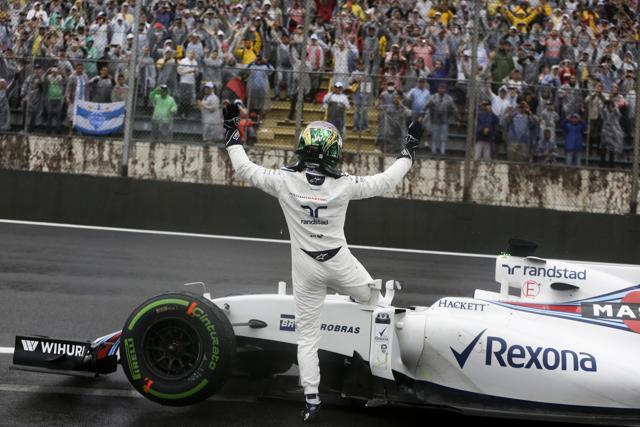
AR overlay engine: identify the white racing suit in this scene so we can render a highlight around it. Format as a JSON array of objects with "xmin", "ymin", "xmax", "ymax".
[{"xmin": 227, "ymin": 145, "xmax": 412, "ymax": 394}]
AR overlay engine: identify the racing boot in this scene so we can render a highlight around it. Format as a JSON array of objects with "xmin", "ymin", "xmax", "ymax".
[{"xmin": 301, "ymin": 394, "xmax": 321, "ymax": 423}]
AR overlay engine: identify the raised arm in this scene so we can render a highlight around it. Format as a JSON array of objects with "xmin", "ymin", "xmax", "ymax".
[
  {"xmin": 348, "ymin": 121, "xmax": 423, "ymax": 200},
  {"xmin": 347, "ymin": 159, "xmax": 411, "ymax": 200},
  {"xmin": 223, "ymin": 101, "xmax": 283, "ymax": 198}
]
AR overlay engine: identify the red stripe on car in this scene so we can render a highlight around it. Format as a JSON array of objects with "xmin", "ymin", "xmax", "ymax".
[{"xmin": 504, "ymin": 302, "xmax": 581, "ymax": 314}]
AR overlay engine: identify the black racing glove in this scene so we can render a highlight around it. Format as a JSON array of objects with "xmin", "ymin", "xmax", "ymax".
[
  {"xmin": 398, "ymin": 121, "xmax": 424, "ymax": 162},
  {"xmin": 223, "ymin": 100, "xmax": 242, "ymax": 148}
]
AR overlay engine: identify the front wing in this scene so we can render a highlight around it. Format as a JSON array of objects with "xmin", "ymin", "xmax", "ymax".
[{"xmin": 12, "ymin": 332, "xmax": 121, "ymax": 376}]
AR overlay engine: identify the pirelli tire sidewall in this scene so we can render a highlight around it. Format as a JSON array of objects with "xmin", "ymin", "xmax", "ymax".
[{"xmin": 121, "ymin": 292, "xmax": 236, "ymax": 406}]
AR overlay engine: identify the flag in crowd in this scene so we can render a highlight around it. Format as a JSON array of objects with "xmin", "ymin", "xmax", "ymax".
[{"xmin": 73, "ymin": 100, "xmax": 125, "ymax": 135}]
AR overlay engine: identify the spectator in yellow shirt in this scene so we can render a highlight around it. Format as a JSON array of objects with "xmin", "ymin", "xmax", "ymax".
[
  {"xmin": 234, "ymin": 38, "xmax": 259, "ymax": 65},
  {"xmin": 340, "ymin": 0, "xmax": 366, "ymax": 22},
  {"xmin": 578, "ymin": 6, "xmax": 599, "ymax": 34},
  {"xmin": 248, "ymin": 18, "xmax": 263, "ymax": 55},
  {"xmin": 428, "ymin": 5, "xmax": 454, "ymax": 27},
  {"xmin": 499, "ymin": 4, "xmax": 541, "ymax": 30},
  {"xmin": 486, "ymin": 0, "xmax": 504, "ymax": 17}
]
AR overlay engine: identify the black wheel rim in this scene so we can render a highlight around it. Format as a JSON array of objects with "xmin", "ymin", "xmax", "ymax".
[{"xmin": 142, "ymin": 318, "xmax": 202, "ymax": 381}]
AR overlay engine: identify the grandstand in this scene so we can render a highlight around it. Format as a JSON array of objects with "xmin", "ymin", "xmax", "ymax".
[{"xmin": 0, "ymin": 0, "xmax": 638, "ymax": 169}]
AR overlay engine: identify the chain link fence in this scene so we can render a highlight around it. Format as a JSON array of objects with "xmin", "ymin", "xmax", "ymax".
[{"xmin": 2, "ymin": 54, "xmax": 637, "ymax": 158}]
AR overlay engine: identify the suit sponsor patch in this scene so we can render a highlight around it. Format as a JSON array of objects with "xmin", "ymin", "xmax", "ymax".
[
  {"xmin": 306, "ymin": 173, "xmax": 325, "ymax": 186},
  {"xmin": 301, "ymin": 247, "xmax": 341, "ymax": 262}
]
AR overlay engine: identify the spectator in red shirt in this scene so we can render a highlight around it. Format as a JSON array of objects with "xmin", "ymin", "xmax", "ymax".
[
  {"xmin": 314, "ymin": 0, "xmax": 336, "ymax": 24},
  {"xmin": 412, "ymin": 37, "xmax": 436, "ymax": 70},
  {"xmin": 558, "ymin": 59, "xmax": 575, "ymax": 85}
]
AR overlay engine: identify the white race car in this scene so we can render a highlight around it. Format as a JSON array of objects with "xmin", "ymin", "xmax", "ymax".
[{"xmin": 13, "ymin": 240, "xmax": 640, "ymax": 425}]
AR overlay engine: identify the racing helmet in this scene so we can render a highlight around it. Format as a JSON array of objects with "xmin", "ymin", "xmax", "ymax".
[{"xmin": 296, "ymin": 121, "xmax": 343, "ymax": 176}]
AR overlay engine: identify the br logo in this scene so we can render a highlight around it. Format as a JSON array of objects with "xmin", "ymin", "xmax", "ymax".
[{"xmin": 301, "ymin": 205, "xmax": 327, "ymax": 218}]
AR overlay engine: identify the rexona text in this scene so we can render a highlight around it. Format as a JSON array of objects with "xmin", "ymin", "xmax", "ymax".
[{"xmin": 486, "ymin": 336, "xmax": 597, "ymax": 372}]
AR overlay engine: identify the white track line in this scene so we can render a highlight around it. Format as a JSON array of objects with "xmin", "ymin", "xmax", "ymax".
[
  {"xmin": 0, "ymin": 347, "xmax": 14, "ymax": 354},
  {"xmin": 0, "ymin": 219, "xmax": 496, "ymax": 259},
  {"xmin": 0, "ymin": 383, "xmax": 257, "ymax": 402}
]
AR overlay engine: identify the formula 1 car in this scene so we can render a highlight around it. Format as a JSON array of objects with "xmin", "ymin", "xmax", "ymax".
[{"xmin": 12, "ymin": 240, "xmax": 640, "ymax": 425}]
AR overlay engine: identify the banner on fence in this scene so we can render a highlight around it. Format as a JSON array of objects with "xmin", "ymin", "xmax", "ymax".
[{"xmin": 73, "ymin": 101, "xmax": 125, "ymax": 135}]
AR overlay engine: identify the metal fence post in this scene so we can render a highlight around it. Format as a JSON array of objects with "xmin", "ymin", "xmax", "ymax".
[
  {"xmin": 630, "ymin": 61, "xmax": 640, "ymax": 214},
  {"xmin": 294, "ymin": 0, "xmax": 312, "ymax": 143},
  {"xmin": 120, "ymin": 0, "xmax": 142, "ymax": 177},
  {"xmin": 585, "ymin": 108, "xmax": 591, "ymax": 168},
  {"xmin": 23, "ymin": 56, "xmax": 36, "ymax": 135},
  {"xmin": 462, "ymin": 0, "xmax": 480, "ymax": 202}
]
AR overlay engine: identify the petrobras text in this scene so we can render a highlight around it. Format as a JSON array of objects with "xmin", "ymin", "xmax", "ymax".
[
  {"xmin": 279, "ymin": 314, "xmax": 360, "ymax": 334},
  {"xmin": 320, "ymin": 323, "xmax": 361, "ymax": 334},
  {"xmin": 501, "ymin": 264, "xmax": 587, "ymax": 280}
]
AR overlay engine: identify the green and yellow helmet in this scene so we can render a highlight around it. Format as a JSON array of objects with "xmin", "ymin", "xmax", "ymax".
[{"xmin": 296, "ymin": 121, "xmax": 343, "ymax": 175}]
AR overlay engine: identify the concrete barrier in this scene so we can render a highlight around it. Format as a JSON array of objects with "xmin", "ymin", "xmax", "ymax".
[
  {"xmin": 0, "ymin": 134, "xmax": 637, "ymax": 215},
  {"xmin": 1, "ymin": 169, "xmax": 638, "ymax": 264}
]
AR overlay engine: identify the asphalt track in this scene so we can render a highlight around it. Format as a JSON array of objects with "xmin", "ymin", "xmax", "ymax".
[{"xmin": 0, "ymin": 221, "xmax": 578, "ymax": 426}]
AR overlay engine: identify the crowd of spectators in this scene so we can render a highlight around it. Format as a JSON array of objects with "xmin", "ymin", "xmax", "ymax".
[{"xmin": 0, "ymin": 0, "xmax": 638, "ymax": 167}]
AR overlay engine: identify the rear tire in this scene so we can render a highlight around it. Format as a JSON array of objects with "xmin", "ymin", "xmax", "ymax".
[{"xmin": 121, "ymin": 292, "xmax": 235, "ymax": 406}]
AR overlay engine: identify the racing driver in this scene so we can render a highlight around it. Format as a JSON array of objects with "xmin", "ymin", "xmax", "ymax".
[{"xmin": 223, "ymin": 100, "xmax": 423, "ymax": 422}]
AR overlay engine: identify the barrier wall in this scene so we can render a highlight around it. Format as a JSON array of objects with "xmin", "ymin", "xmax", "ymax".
[
  {"xmin": 0, "ymin": 135, "xmax": 638, "ymax": 215},
  {"xmin": 1, "ymin": 169, "xmax": 638, "ymax": 264}
]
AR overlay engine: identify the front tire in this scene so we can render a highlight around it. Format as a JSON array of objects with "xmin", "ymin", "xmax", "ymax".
[{"xmin": 121, "ymin": 292, "xmax": 235, "ymax": 406}]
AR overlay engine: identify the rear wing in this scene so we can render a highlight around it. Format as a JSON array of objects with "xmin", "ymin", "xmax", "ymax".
[{"xmin": 486, "ymin": 254, "xmax": 638, "ymax": 303}]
